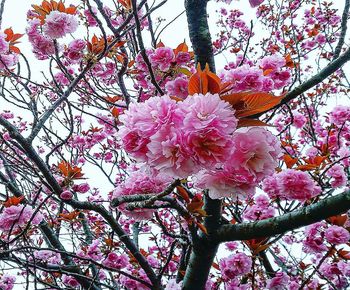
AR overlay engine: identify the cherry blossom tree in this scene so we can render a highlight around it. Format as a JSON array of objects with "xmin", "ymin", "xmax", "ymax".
[{"xmin": 0, "ymin": 0, "xmax": 349, "ymax": 289}]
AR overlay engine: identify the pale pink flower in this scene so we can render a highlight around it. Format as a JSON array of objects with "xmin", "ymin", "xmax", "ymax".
[
  {"xmin": 303, "ymin": 222, "xmax": 328, "ymax": 253},
  {"xmin": 119, "ymin": 95, "xmax": 182, "ymax": 162},
  {"xmin": 229, "ymin": 127, "xmax": 281, "ymax": 181},
  {"xmin": 292, "ymin": 111, "xmax": 307, "ymax": 128},
  {"xmin": 112, "ymin": 166, "xmax": 171, "ymax": 220},
  {"xmin": 149, "ymin": 47, "xmax": 175, "ymax": 71},
  {"xmin": 259, "ymin": 55, "xmax": 286, "ymax": 71},
  {"xmin": 43, "ymin": 11, "xmax": 79, "ymax": 39},
  {"xmin": 102, "ymin": 252, "xmax": 129, "ymax": 269},
  {"xmin": 84, "ymin": 7, "xmax": 98, "ymax": 27},
  {"xmin": 270, "ymin": 70, "xmax": 291, "ymax": 89},
  {"xmin": 327, "ymin": 164, "xmax": 347, "ymax": 188},
  {"xmin": 0, "ymin": 205, "xmax": 43, "ymax": 232},
  {"xmin": 325, "ymin": 225, "xmax": 350, "ymax": 245},
  {"xmin": 175, "ymin": 51, "xmax": 191, "ymax": 64},
  {"xmin": 147, "ymin": 126, "xmax": 195, "ymax": 178},
  {"xmin": 165, "ymin": 279, "xmax": 182, "ymax": 290},
  {"xmin": 266, "ymin": 272, "xmax": 289, "ymax": 290},
  {"xmin": 0, "ymin": 33, "xmax": 9, "ymax": 53},
  {"xmin": 73, "ymin": 183, "xmax": 90, "ymax": 193},
  {"xmin": 329, "ymin": 105, "xmax": 350, "ymax": 126},
  {"xmin": 60, "ymin": 190, "xmax": 73, "ymax": 200},
  {"xmin": 243, "ymin": 194, "xmax": 275, "ymax": 220},
  {"xmin": 194, "ymin": 166, "xmax": 257, "ymax": 199},
  {"xmin": 262, "ymin": 175, "xmax": 281, "ymax": 199},
  {"xmin": 181, "ymin": 93, "xmax": 237, "ymax": 168},
  {"xmin": 0, "ymin": 274, "xmax": 16, "ymax": 290},
  {"xmin": 165, "ymin": 77, "xmax": 189, "ymax": 99},
  {"xmin": 27, "ymin": 19, "xmax": 55, "ymax": 59},
  {"xmin": 0, "ymin": 53, "xmax": 18, "ymax": 70},
  {"xmin": 62, "ymin": 275, "xmax": 79, "ymax": 288},
  {"xmin": 275, "ymin": 169, "xmax": 321, "ymax": 201},
  {"xmin": 219, "ymin": 253, "xmax": 252, "ymax": 279},
  {"xmin": 249, "ymin": 0, "xmax": 265, "ymax": 8}
]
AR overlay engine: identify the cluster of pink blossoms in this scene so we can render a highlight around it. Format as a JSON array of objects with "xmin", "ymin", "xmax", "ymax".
[
  {"xmin": 0, "ymin": 274, "xmax": 16, "ymax": 290},
  {"xmin": 262, "ymin": 169, "xmax": 321, "ymax": 201},
  {"xmin": 0, "ymin": 205, "xmax": 43, "ymax": 233},
  {"xmin": 194, "ymin": 127, "xmax": 281, "ymax": 199},
  {"xmin": 26, "ymin": 19, "xmax": 55, "ymax": 60},
  {"xmin": 119, "ymin": 93, "xmax": 237, "ymax": 178},
  {"xmin": 0, "ymin": 32, "xmax": 18, "ymax": 70},
  {"xmin": 42, "ymin": 11, "xmax": 78, "ymax": 39},
  {"xmin": 134, "ymin": 46, "xmax": 192, "ymax": 99},
  {"xmin": 26, "ymin": 7, "xmax": 78, "ymax": 59},
  {"xmin": 220, "ymin": 54, "xmax": 291, "ymax": 92},
  {"xmin": 112, "ymin": 166, "xmax": 172, "ymax": 220},
  {"xmin": 219, "ymin": 252, "xmax": 252, "ymax": 280}
]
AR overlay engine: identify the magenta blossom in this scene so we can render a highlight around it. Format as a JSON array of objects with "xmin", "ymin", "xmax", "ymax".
[
  {"xmin": 0, "ymin": 205, "xmax": 43, "ymax": 232},
  {"xmin": 325, "ymin": 225, "xmax": 350, "ymax": 245},
  {"xmin": 219, "ymin": 253, "xmax": 252, "ymax": 279},
  {"xmin": 43, "ymin": 11, "xmax": 79, "ymax": 39}
]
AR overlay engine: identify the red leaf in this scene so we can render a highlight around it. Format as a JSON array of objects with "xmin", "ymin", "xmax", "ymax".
[
  {"xmin": 3, "ymin": 196, "xmax": 24, "ymax": 207},
  {"xmin": 188, "ymin": 63, "xmax": 221, "ymax": 95}
]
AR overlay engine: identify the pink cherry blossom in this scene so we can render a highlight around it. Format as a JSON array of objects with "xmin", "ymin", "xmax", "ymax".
[
  {"xmin": 0, "ymin": 205, "xmax": 43, "ymax": 232},
  {"xmin": 229, "ymin": 127, "xmax": 281, "ymax": 181},
  {"xmin": 165, "ymin": 77, "xmax": 189, "ymax": 99},
  {"xmin": 102, "ymin": 252, "xmax": 129, "ymax": 269},
  {"xmin": 112, "ymin": 166, "xmax": 171, "ymax": 220},
  {"xmin": 43, "ymin": 11, "xmax": 79, "ymax": 39},
  {"xmin": 249, "ymin": 0, "xmax": 265, "ymax": 8},
  {"xmin": 0, "ymin": 274, "xmax": 16, "ymax": 290},
  {"xmin": 303, "ymin": 222, "xmax": 328, "ymax": 253},
  {"xmin": 329, "ymin": 105, "xmax": 350, "ymax": 126},
  {"xmin": 62, "ymin": 275, "xmax": 79, "ymax": 288},
  {"xmin": 219, "ymin": 253, "xmax": 252, "ymax": 279},
  {"xmin": 270, "ymin": 169, "xmax": 321, "ymax": 201},
  {"xmin": 259, "ymin": 55, "xmax": 286, "ymax": 71},
  {"xmin": 327, "ymin": 164, "xmax": 347, "ymax": 188},
  {"xmin": 0, "ymin": 33, "xmax": 9, "ymax": 53},
  {"xmin": 243, "ymin": 194, "xmax": 275, "ymax": 220},
  {"xmin": 325, "ymin": 225, "xmax": 350, "ymax": 245},
  {"xmin": 149, "ymin": 47, "xmax": 175, "ymax": 71},
  {"xmin": 60, "ymin": 190, "xmax": 73, "ymax": 200},
  {"xmin": 194, "ymin": 166, "xmax": 257, "ymax": 199},
  {"xmin": 26, "ymin": 19, "xmax": 55, "ymax": 59},
  {"xmin": 266, "ymin": 272, "xmax": 289, "ymax": 290}
]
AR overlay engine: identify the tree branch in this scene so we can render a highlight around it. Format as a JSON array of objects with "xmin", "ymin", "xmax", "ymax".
[
  {"xmin": 184, "ymin": 0, "xmax": 215, "ymax": 71},
  {"xmin": 215, "ymin": 190, "xmax": 350, "ymax": 243},
  {"xmin": 252, "ymin": 47, "xmax": 350, "ymax": 118}
]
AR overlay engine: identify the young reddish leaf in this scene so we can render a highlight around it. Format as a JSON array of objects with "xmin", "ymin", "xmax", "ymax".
[
  {"xmin": 235, "ymin": 92, "xmax": 283, "ymax": 118},
  {"xmin": 58, "ymin": 161, "xmax": 84, "ymax": 180},
  {"xmin": 237, "ymin": 119, "xmax": 271, "ymax": 128},
  {"xmin": 174, "ymin": 41, "xmax": 188, "ymax": 55},
  {"xmin": 283, "ymin": 154, "xmax": 298, "ymax": 169},
  {"xmin": 176, "ymin": 186, "xmax": 190, "ymax": 203},
  {"xmin": 58, "ymin": 210, "xmax": 80, "ymax": 221},
  {"xmin": 327, "ymin": 215, "xmax": 348, "ymax": 226},
  {"xmin": 156, "ymin": 41, "xmax": 165, "ymax": 48},
  {"xmin": 188, "ymin": 63, "xmax": 221, "ymax": 95},
  {"xmin": 338, "ymin": 249, "xmax": 350, "ymax": 260},
  {"xmin": 212, "ymin": 262, "xmax": 220, "ymax": 270},
  {"xmin": 3, "ymin": 196, "xmax": 25, "ymax": 207},
  {"xmin": 195, "ymin": 221, "xmax": 208, "ymax": 235},
  {"xmin": 253, "ymin": 243, "xmax": 270, "ymax": 255}
]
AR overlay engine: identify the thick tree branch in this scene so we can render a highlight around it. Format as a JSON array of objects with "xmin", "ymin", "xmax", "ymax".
[
  {"xmin": 185, "ymin": 0, "xmax": 215, "ymax": 71},
  {"xmin": 182, "ymin": 196, "xmax": 222, "ymax": 290},
  {"xmin": 333, "ymin": 0, "xmax": 350, "ymax": 59},
  {"xmin": 215, "ymin": 190, "xmax": 350, "ymax": 243}
]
